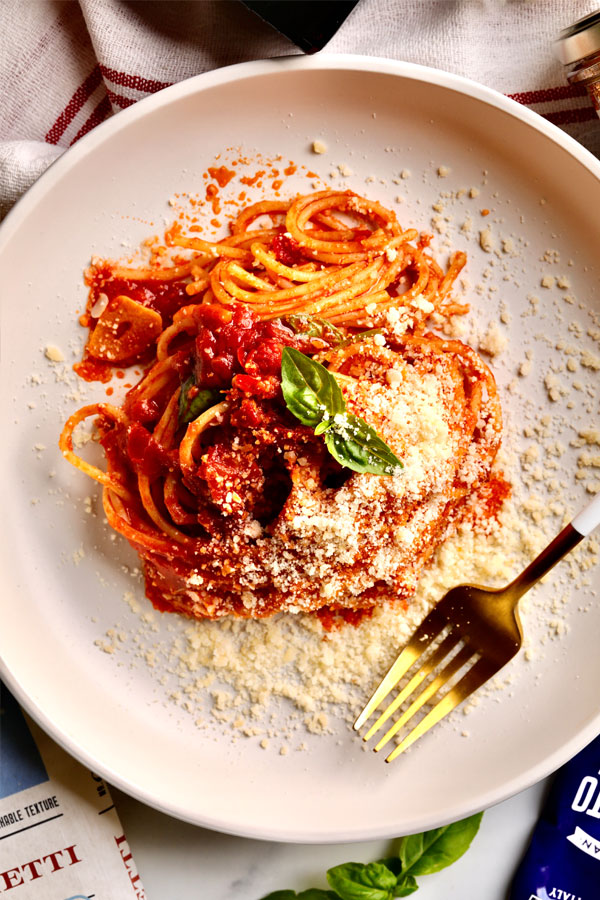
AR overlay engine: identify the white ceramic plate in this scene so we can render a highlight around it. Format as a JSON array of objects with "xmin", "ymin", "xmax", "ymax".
[{"xmin": 1, "ymin": 56, "xmax": 599, "ymax": 843}]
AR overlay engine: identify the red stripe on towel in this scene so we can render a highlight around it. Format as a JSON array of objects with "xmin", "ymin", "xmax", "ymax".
[
  {"xmin": 45, "ymin": 65, "xmax": 103, "ymax": 144},
  {"xmin": 543, "ymin": 106, "xmax": 597, "ymax": 125},
  {"xmin": 100, "ymin": 65, "xmax": 172, "ymax": 94},
  {"xmin": 69, "ymin": 94, "xmax": 112, "ymax": 144},
  {"xmin": 507, "ymin": 84, "xmax": 587, "ymax": 105}
]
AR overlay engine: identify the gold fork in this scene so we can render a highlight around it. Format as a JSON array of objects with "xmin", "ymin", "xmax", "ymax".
[{"xmin": 354, "ymin": 493, "xmax": 600, "ymax": 762}]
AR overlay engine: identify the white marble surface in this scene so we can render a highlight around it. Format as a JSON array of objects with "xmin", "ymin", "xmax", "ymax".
[{"xmin": 112, "ymin": 778, "xmax": 548, "ymax": 899}]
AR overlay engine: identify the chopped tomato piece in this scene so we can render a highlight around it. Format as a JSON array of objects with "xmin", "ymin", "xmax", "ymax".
[{"xmin": 271, "ymin": 233, "xmax": 305, "ymax": 266}]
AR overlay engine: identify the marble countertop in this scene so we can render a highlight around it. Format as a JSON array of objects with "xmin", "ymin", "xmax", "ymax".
[{"xmin": 113, "ymin": 778, "xmax": 547, "ymax": 899}]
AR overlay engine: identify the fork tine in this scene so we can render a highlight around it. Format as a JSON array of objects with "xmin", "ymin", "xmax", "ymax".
[
  {"xmin": 353, "ymin": 606, "xmax": 449, "ymax": 731},
  {"xmin": 353, "ymin": 644, "xmax": 422, "ymax": 732},
  {"xmin": 362, "ymin": 630, "xmax": 461, "ymax": 742},
  {"xmin": 374, "ymin": 643, "xmax": 474, "ymax": 752},
  {"xmin": 385, "ymin": 656, "xmax": 499, "ymax": 762}
]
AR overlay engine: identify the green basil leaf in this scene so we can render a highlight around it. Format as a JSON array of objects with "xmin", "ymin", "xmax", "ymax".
[
  {"xmin": 298, "ymin": 892, "xmax": 339, "ymax": 900},
  {"xmin": 259, "ymin": 893, "xmax": 298, "ymax": 900},
  {"xmin": 377, "ymin": 856, "xmax": 402, "ymax": 879},
  {"xmin": 393, "ymin": 875, "xmax": 419, "ymax": 897},
  {"xmin": 324, "ymin": 414, "xmax": 403, "ymax": 476},
  {"xmin": 327, "ymin": 862, "xmax": 398, "ymax": 900},
  {"xmin": 280, "ymin": 348, "xmax": 402, "ymax": 478},
  {"xmin": 178, "ymin": 375, "xmax": 221, "ymax": 426},
  {"xmin": 281, "ymin": 347, "xmax": 345, "ymax": 429},
  {"xmin": 398, "ymin": 812, "xmax": 483, "ymax": 877},
  {"xmin": 314, "ymin": 418, "xmax": 335, "ymax": 436},
  {"xmin": 282, "ymin": 314, "xmax": 345, "ymax": 344},
  {"xmin": 260, "ymin": 891, "xmax": 337, "ymax": 900},
  {"xmin": 374, "ymin": 859, "xmax": 403, "ymax": 878}
]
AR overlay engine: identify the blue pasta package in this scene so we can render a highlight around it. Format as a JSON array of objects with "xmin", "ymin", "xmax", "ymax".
[{"xmin": 509, "ymin": 733, "xmax": 600, "ymax": 900}]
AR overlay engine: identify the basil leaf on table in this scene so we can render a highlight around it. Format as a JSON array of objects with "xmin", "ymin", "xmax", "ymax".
[
  {"xmin": 359, "ymin": 861, "xmax": 417, "ymax": 898},
  {"xmin": 373, "ymin": 859, "xmax": 403, "ymax": 878},
  {"xmin": 260, "ymin": 891, "xmax": 338, "ymax": 900},
  {"xmin": 324, "ymin": 414, "xmax": 403, "ymax": 476},
  {"xmin": 326, "ymin": 861, "xmax": 398, "ymax": 900},
  {"xmin": 178, "ymin": 375, "xmax": 222, "ymax": 426},
  {"xmin": 281, "ymin": 346, "xmax": 345, "ymax": 429},
  {"xmin": 392, "ymin": 875, "xmax": 418, "ymax": 897},
  {"xmin": 397, "ymin": 812, "xmax": 483, "ymax": 877},
  {"xmin": 259, "ymin": 812, "xmax": 484, "ymax": 899}
]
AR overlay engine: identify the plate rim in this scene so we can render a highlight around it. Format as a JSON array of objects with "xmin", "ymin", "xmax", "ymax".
[
  {"xmin": 2, "ymin": 52, "xmax": 600, "ymax": 248},
  {"xmin": 1, "ymin": 53, "xmax": 599, "ymax": 843}
]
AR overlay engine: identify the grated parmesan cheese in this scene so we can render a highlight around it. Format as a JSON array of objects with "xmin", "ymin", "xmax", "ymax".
[
  {"xmin": 479, "ymin": 228, "xmax": 494, "ymax": 253},
  {"xmin": 44, "ymin": 344, "xmax": 65, "ymax": 362},
  {"xmin": 479, "ymin": 323, "xmax": 508, "ymax": 357}
]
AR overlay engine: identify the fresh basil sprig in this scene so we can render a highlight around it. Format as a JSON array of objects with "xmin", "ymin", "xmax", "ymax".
[
  {"xmin": 178, "ymin": 375, "xmax": 222, "ymax": 426},
  {"xmin": 260, "ymin": 892, "xmax": 337, "ymax": 900},
  {"xmin": 327, "ymin": 862, "xmax": 401, "ymax": 900},
  {"xmin": 281, "ymin": 345, "xmax": 345, "ymax": 431},
  {"xmin": 396, "ymin": 813, "xmax": 484, "ymax": 878},
  {"xmin": 324, "ymin": 417, "xmax": 404, "ymax": 476},
  {"xmin": 280, "ymin": 347, "xmax": 402, "ymax": 477},
  {"xmin": 260, "ymin": 813, "xmax": 483, "ymax": 900}
]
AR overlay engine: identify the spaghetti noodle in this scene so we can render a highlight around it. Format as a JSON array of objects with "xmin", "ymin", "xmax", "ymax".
[{"xmin": 60, "ymin": 189, "xmax": 504, "ymax": 622}]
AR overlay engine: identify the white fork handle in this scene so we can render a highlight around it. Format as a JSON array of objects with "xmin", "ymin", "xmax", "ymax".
[{"xmin": 571, "ymin": 492, "xmax": 600, "ymax": 537}]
